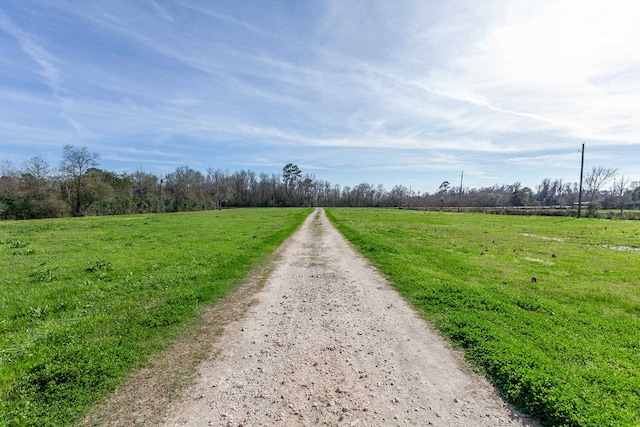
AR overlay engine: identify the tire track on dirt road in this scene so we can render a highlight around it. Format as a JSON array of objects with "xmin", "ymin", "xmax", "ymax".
[{"xmin": 162, "ymin": 208, "xmax": 537, "ymax": 427}]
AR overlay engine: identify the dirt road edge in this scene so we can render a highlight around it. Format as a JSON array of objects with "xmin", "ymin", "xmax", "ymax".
[{"xmin": 81, "ymin": 210, "xmax": 317, "ymax": 426}]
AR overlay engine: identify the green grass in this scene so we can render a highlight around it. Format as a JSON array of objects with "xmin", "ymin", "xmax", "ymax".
[
  {"xmin": 0, "ymin": 208, "xmax": 311, "ymax": 426},
  {"xmin": 326, "ymin": 208, "xmax": 640, "ymax": 426}
]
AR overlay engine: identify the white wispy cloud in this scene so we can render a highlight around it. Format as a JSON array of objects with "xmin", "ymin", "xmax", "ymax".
[
  {"xmin": 0, "ymin": 13, "xmax": 61, "ymax": 91},
  {"xmin": 0, "ymin": 11, "xmax": 84, "ymax": 136}
]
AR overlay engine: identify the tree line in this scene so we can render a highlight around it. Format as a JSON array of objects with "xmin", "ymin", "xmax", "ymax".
[{"xmin": 1, "ymin": 145, "xmax": 639, "ymax": 220}]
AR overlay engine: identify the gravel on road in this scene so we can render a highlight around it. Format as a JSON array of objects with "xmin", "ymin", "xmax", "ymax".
[{"xmin": 161, "ymin": 209, "xmax": 538, "ymax": 427}]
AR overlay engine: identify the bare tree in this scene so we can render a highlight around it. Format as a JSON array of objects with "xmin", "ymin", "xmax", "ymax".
[
  {"xmin": 59, "ymin": 145, "xmax": 100, "ymax": 216},
  {"xmin": 206, "ymin": 168, "xmax": 229, "ymax": 210},
  {"xmin": 583, "ymin": 166, "xmax": 617, "ymax": 215},
  {"xmin": 1, "ymin": 160, "xmax": 18, "ymax": 177},
  {"xmin": 611, "ymin": 175, "xmax": 631, "ymax": 214},
  {"xmin": 256, "ymin": 172, "xmax": 277, "ymax": 206},
  {"xmin": 631, "ymin": 181, "xmax": 640, "ymax": 206},
  {"xmin": 389, "ymin": 185, "xmax": 408, "ymax": 207},
  {"xmin": 229, "ymin": 170, "xmax": 251, "ymax": 206},
  {"xmin": 22, "ymin": 156, "xmax": 51, "ymax": 196},
  {"xmin": 164, "ymin": 166, "xmax": 208, "ymax": 211},
  {"xmin": 0, "ymin": 161, "xmax": 19, "ymax": 195}
]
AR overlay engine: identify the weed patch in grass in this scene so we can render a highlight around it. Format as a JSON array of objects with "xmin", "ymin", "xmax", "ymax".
[{"xmin": 327, "ymin": 208, "xmax": 640, "ymax": 426}]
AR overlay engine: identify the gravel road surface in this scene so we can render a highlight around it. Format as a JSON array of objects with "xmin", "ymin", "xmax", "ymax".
[{"xmin": 161, "ymin": 209, "xmax": 537, "ymax": 427}]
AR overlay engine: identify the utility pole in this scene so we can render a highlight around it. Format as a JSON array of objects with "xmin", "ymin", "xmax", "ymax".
[
  {"xmin": 458, "ymin": 171, "xmax": 464, "ymax": 212},
  {"xmin": 577, "ymin": 143, "xmax": 585, "ymax": 218}
]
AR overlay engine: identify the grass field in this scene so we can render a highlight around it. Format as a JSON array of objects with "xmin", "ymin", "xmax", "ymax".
[
  {"xmin": 326, "ymin": 208, "xmax": 640, "ymax": 426},
  {"xmin": 0, "ymin": 208, "xmax": 311, "ymax": 426}
]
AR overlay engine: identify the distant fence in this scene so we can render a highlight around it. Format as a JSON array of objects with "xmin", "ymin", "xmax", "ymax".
[{"xmin": 405, "ymin": 206, "xmax": 640, "ymax": 220}]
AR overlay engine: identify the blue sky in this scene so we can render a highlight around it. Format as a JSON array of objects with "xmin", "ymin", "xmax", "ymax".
[{"xmin": 1, "ymin": 0, "xmax": 638, "ymax": 194}]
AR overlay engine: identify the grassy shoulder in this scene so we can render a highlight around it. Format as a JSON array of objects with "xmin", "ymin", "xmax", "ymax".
[
  {"xmin": 0, "ymin": 208, "xmax": 312, "ymax": 426},
  {"xmin": 326, "ymin": 208, "xmax": 640, "ymax": 426}
]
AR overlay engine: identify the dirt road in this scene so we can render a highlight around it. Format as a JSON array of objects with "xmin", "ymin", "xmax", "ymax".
[{"xmin": 157, "ymin": 209, "xmax": 537, "ymax": 426}]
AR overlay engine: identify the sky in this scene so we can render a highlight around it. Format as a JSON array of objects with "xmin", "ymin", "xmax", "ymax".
[{"xmin": 1, "ymin": 0, "xmax": 639, "ymax": 194}]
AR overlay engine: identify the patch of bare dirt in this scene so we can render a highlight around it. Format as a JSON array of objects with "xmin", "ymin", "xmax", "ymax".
[{"xmin": 85, "ymin": 208, "xmax": 539, "ymax": 427}]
